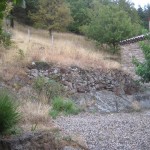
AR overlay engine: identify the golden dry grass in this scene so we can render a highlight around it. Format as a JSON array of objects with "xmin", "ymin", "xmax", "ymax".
[
  {"xmin": 19, "ymin": 101, "xmax": 56, "ymax": 131},
  {"xmin": 21, "ymin": 101, "xmax": 50, "ymax": 124},
  {"xmin": 10, "ymin": 23, "xmax": 120, "ymax": 69}
]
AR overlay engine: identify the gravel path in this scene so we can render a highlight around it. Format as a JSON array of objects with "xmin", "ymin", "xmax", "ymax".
[{"xmin": 55, "ymin": 111, "xmax": 150, "ymax": 150}]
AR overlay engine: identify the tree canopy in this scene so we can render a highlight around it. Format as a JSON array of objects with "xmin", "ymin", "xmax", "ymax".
[
  {"xmin": 138, "ymin": 4, "xmax": 150, "ymax": 30},
  {"xmin": 81, "ymin": 3, "xmax": 142, "ymax": 53},
  {"xmin": 30, "ymin": 0, "xmax": 72, "ymax": 35}
]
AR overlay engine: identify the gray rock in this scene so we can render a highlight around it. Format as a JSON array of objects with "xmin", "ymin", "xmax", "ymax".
[
  {"xmin": 54, "ymin": 69, "xmax": 58, "ymax": 74},
  {"xmin": 30, "ymin": 69, "xmax": 38, "ymax": 77}
]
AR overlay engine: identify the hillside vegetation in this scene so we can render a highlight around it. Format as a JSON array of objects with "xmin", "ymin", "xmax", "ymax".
[{"xmin": 0, "ymin": 0, "xmax": 150, "ymax": 146}]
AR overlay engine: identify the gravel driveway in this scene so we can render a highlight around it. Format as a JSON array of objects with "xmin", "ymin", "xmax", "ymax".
[{"xmin": 55, "ymin": 111, "xmax": 150, "ymax": 150}]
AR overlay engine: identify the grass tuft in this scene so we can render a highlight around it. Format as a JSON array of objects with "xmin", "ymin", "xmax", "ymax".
[{"xmin": 49, "ymin": 97, "xmax": 80, "ymax": 119}]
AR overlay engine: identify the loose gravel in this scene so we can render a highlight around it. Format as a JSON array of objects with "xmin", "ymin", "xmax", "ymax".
[{"xmin": 55, "ymin": 111, "xmax": 150, "ymax": 150}]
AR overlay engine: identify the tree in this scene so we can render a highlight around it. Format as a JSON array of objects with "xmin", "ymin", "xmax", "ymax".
[
  {"xmin": 113, "ymin": 0, "xmax": 142, "ymax": 35},
  {"xmin": 13, "ymin": 0, "xmax": 38, "ymax": 25},
  {"xmin": 0, "ymin": 0, "xmax": 25, "ymax": 27},
  {"xmin": 0, "ymin": 0, "xmax": 25, "ymax": 45},
  {"xmin": 65, "ymin": 0, "xmax": 93, "ymax": 33},
  {"xmin": 82, "ymin": 4, "xmax": 141, "ymax": 53},
  {"xmin": 30, "ymin": 0, "xmax": 72, "ymax": 36},
  {"xmin": 0, "ymin": 0, "xmax": 7, "ymax": 33},
  {"xmin": 138, "ymin": 4, "xmax": 150, "ymax": 30}
]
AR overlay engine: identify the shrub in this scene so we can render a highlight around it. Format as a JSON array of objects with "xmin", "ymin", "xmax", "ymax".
[
  {"xmin": 45, "ymin": 80, "xmax": 65, "ymax": 100},
  {"xmin": 17, "ymin": 49, "xmax": 25, "ymax": 60},
  {"xmin": 63, "ymin": 100, "xmax": 79, "ymax": 115},
  {"xmin": 33, "ymin": 77, "xmax": 65, "ymax": 101},
  {"xmin": 49, "ymin": 109, "xmax": 59, "ymax": 119},
  {"xmin": 0, "ymin": 90, "xmax": 20, "ymax": 135},
  {"xmin": 33, "ymin": 76, "xmax": 46, "ymax": 93},
  {"xmin": 52, "ymin": 97, "xmax": 64, "ymax": 112},
  {"xmin": 0, "ymin": 30, "xmax": 11, "ymax": 47},
  {"xmin": 49, "ymin": 97, "xmax": 80, "ymax": 119}
]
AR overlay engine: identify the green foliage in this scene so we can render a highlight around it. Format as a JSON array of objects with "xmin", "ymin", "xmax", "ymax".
[
  {"xmin": 0, "ymin": 30, "xmax": 11, "ymax": 47},
  {"xmin": 0, "ymin": 0, "xmax": 25, "ymax": 46},
  {"xmin": 115, "ymin": 0, "xmax": 141, "ymax": 26},
  {"xmin": 52, "ymin": 97, "xmax": 65, "ymax": 112},
  {"xmin": 45, "ymin": 80, "xmax": 65, "ymax": 100},
  {"xmin": 49, "ymin": 97, "xmax": 80, "ymax": 119},
  {"xmin": 33, "ymin": 76, "xmax": 46, "ymax": 93},
  {"xmin": 31, "ymin": 123, "xmax": 38, "ymax": 132},
  {"xmin": 65, "ymin": 0, "xmax": 92, "ymax": 33},
  {"xmin": 138, "ymin": 4, "xmax": 150, "ymax": 30},
  {"xmin": 33, "ymin": 77, "xmax": 65, "ymax": 101},
  {"xmin": 17, "ymin": 49, "xmax": 25, "ymax": 60},
  {"xmin": 49, "ymin": 109, "xmax": 59, "ymax": 119},
  {"xmin": 13, "ymin": 0, "xmax": 37, "ymax": 25},
  {"xmin": 0, "ymin": 90, "xmax": 21, "ymax": 135},
  {"xmin": 30, "ymin": 0, "xmax": 72, "ymax": 35},
  {"xmin": 133, "ymin": 37, "xmax": 150, "ymax": 83},
  {"xmin": 82, "ymin": 3, "xmax": 142, "ymax": 53},
  {"xmin": 0, "ymin": 1, "xmax": 7, "ymax": 45}
]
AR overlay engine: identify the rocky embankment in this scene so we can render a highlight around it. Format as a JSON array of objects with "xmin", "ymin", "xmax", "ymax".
[
  {"xmin": 26, "ymin": 62, "xmax": 150, "ymax": 113},
  {"xmin": 28, "ymin": 62, "xmax": 139, "ymax": 95}
]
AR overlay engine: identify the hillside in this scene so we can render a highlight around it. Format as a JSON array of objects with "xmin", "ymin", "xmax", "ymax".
[{"xmin": 0, "ymin": 24, "xmax": 150, "ymax": 150}]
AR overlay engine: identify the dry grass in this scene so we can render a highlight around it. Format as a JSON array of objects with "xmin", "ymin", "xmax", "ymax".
[
  {"xmin": 0, "ymin": 23, "xmax": 121, "ymax": 132},
  {"xmin": 10, "ymin": 23, "xmax": 120, "ymax": 69},
  {"xmin": 20, "ymin": 101, "xmax": 55, "ymax": 131}
]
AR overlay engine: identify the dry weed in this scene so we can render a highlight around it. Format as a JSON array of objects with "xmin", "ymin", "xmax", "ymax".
[
  {"xmin": 11, "ymin": 23, "xmax": 120, "ymax": 69},
  {"xmin": 20, "ymin": 101, "xmax": 51, "ymax": 126},
  {"xmin": 131, "ymin": 101, "xmax": 141, "ymax": 112}
]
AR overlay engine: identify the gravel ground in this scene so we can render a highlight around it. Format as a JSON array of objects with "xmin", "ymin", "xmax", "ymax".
[{"xmin": 55, "ymin": 111, "xmax": 150, "ymax": 150}]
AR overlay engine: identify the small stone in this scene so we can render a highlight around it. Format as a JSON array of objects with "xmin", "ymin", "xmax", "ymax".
[
  {"xmin": 53, "ymin": 69, "xmax": 58, "ymax": 74},
  {"xmin": 31, "ymin": 69, "xmax": 39, "ymax": 77}
]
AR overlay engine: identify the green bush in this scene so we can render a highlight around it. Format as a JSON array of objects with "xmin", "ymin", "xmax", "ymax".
[
  {"xmin": 49, "ymin": 109, "xmax": 59, "ymax": 119},
  {"xmin": 133, "ymin": 36, "xmax": 150, "ymax": 83},
  {"xmin": 52, "ymin": 97, "xmax": 64, "ymax": 112},
  {"xmin": 0, "ymin": 90, "xmax": 20, "ymax": 135},
  {"xmin": 45, "ymin": 80, "xmax": 65, "ymax": 100},
  {"xmin": 33, "ymin": 77, "xmax": 65, "ymax": 101},
  {"xmin": 0, "ymin": 30, "xmax": 11, "ymax": 47},
  {"xmin": 49, "ymin": 97, "xmax": 79, "ymax": 119},
  {"xmin": 33, "ymin": 76, "xmax": 46, "ymax": 93},
  {"xmin": 17, "ymin": 49, "xmax": 25, "ymax": 60}
]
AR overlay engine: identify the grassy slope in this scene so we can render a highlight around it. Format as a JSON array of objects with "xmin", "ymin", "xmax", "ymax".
[
  {"xmin": 13, "ymin": 23, "xmax": 120, "ymax": 67},
  {"xmin": 0, "ymin": 23, "xmax": 121, "ymax": 132}
]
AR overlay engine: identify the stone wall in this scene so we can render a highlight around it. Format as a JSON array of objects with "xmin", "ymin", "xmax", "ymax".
[{"xmin": 28, "ymin": 63, "xmax": 139, "ymax": 95}]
